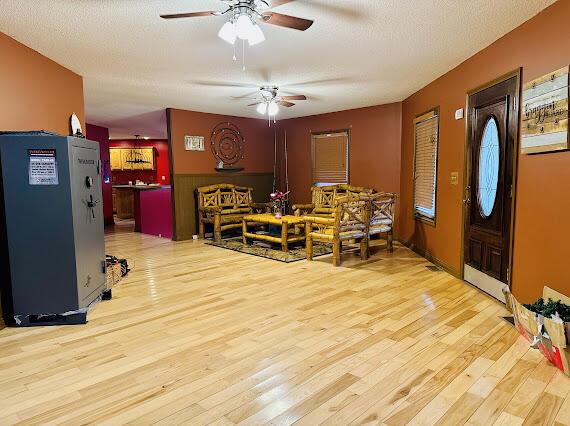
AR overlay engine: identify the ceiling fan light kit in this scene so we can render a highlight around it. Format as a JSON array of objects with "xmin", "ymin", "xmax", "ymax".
[
  {"xmin": 267, "ymin": 100, "xmax": 279, "ymax": 116},
  {"xmin": 256, "ymin": 102, "xmax": 268, "ymax": 115},
  {"xmin": 218, "ymin": 21, "xmax": 237, "ymax": 44}
]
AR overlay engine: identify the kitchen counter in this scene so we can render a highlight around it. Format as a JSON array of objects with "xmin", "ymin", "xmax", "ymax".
[
  {"xmin": 112, "ymin": 185, "xmax": 172, "ymax": 237},
  {"xmin": 112, "ymin": 184, "xmax": 169, "ymax": 190}
]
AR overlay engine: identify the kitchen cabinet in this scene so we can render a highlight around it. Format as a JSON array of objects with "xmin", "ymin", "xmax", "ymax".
[
  {"xmin": 110, "ymin": 148, "xmax": 122, "ymax": 170},
  {"xmin": 113, "ymin": 187, "xmax": 134, "ymax": 219},
  {"xmin": 110, "ymin": 148, "xmax": 155, "ymax": 171}
]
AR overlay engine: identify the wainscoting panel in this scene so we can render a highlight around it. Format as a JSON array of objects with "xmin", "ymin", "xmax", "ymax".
[{"xmin": 172, "ymin": 172, "xmax": 274, "ymax": 240}]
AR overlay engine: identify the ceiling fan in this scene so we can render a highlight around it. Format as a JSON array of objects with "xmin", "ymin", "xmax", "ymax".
[
  {"xmin": 160, "ymin": 1, "xmax": 314, "ymax": 47},
  {"xmin": 248, "ymin": 86, "xmax": 307, "ymax": 119}
]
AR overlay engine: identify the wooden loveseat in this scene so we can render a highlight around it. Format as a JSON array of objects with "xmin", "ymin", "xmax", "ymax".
[
  {"xmin": 292, "ymin": 184, "xmax": 374, "ymax": 219},
  {"xmin": 196, "ymin": 184, "xmax": 270, "ymax": 242}
]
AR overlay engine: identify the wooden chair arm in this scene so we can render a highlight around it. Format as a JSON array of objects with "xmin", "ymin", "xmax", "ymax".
[
  {"xmin": 292, "ymin": 204, "xmax": 315, "ymax": 216},
  {"xmin": 303, "ymin": 216, "xmax": 335, "ymax": 226}
]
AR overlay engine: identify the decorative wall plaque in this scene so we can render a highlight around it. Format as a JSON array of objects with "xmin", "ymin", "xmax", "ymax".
[
  {"xmin": 521, "ymin": 66, "xmax": 568, "ymax": 154},
  {"xmin": 210, "ymin": 122, "xmax": 244, "ymax": 167},
  {"xmin": 184, "ymin": 135, "xmax": 205, "ymax": 151}
]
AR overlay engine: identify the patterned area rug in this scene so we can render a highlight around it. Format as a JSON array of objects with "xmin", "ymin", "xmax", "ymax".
[{"xmin": 205, "ymin": 237, "xmax": 333, "ymax": 263}]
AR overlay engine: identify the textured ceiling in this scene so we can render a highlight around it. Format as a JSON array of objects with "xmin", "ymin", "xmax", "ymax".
[{"xmin": 0, "ymin": 0, "xmax": 555, "ymax": 138}]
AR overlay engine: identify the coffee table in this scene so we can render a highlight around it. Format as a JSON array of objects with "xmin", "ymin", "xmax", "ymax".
[{"xmin": 242, "ymin": 213, "xmax": 306, "ymax": 252}]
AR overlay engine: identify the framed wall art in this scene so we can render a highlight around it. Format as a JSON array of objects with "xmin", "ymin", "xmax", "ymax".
[
  {"xmin": 184, "ymin": 135, "xmax": 205, "ymax": 151},
  {"xmin": 521, "ymin": 66, "xmax": 568, "ymax": 154}
]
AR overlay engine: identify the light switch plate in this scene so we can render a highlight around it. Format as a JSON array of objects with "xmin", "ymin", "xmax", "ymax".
[
  {"xmin": 455, "ymin": 108, "xmax": 464, "ymax": 120},
  {"xmin": 450, "ymin": 172, "xmax": 459, "ymax": 185}
]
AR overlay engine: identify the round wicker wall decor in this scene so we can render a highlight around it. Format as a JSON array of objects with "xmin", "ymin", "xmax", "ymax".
[{"xmin": 210, "ymin": 122, "xmax": 244, "ymax": 166}]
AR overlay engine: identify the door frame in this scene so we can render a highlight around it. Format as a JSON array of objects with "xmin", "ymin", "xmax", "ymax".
[{"xmin": 460, "ymin": 68, "xmax": 522, "ymax": 290}]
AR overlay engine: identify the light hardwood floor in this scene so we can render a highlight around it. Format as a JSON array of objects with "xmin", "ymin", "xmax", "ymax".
[{"xmin": 0, "ymin": 230, "xmax": 569, "ymax": 425}]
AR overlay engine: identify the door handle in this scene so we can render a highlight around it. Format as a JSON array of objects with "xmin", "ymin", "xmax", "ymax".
[{"xmin": 463, "ymin": 186, "xmax": 471, "ymax": 204}]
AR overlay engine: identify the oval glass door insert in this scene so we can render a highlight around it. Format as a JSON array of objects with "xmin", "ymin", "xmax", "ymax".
[{"xmin": 477, "ymin": 117, "xmax": 500, "ymax": 218}]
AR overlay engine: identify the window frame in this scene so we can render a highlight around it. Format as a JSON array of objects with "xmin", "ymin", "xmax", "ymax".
[
  {"xmin": 311, "ymin": 129, "xmax": 350, "ymax": 186},
  {"xmin": 412, "ymin": 107, "xmax": 440, "ymax": 226}
]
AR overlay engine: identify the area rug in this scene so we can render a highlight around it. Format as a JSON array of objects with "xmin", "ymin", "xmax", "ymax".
[{"xmin": 205, "ymin": 237, "xmax": 333, "ymax": 263}]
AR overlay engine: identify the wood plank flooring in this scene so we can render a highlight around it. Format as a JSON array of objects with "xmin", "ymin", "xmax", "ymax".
[{"xmin": 0, "ymin": 229, "xmax": 568, "ymax": 425}]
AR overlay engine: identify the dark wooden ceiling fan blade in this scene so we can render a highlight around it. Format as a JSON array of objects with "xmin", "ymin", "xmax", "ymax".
[
  {"xmin": 160, "ymin": 11, "xmax": 220, "ymax": 19},
  {"xmin": 281, "ymin": 95, "xmax": 306, "ymax": 101},
  {"xmin": 261, "ymin": 12, "xmax": 313, "ymax": 31},
  {"xmin": 278, "ymin": 101, "xmax": 295, "ymax": 107}
]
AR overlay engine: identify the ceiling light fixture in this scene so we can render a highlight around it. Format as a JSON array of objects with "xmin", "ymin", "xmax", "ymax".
[
  {"xmin": 248, "ymin": 24, "xmax": 265, "ymax": 46},
  {"xmin": 267, "ymin": 101, "xmax": 279, "ymax": 116},
  {"xmin": 218, "ymin": 12, "xmax": 265, "ymax": 46},
  {"xmin": 235, "ymin": 14, "xmax": 254, "ymax": 40},
  {"xmin": 218, "ymin": 21, "xmax": 237, "ymax": 44},
  {"xmin": 256, "ymin": 102, "xmax": 268, "ymax": 115}
]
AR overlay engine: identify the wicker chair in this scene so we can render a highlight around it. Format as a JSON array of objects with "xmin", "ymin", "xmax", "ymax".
[
  {"xmin": 305, "ymin": 195, "xmax": 370, "ymax": 266},
  {"xmin": 368, "ymin": 192, "xmax": 396, "ymax": 253},
  {"xmin": 196, "ymin": 183, "xmax": 270, "ymax": 242},
  {"xmin": 292, "ymin": 184, "xmax": 374, "ymax": 219}
]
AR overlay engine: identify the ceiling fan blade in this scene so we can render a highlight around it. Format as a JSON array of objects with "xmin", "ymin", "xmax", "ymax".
[
  {"xmin": 281, "ymin": 95, "xmax": 306, "ymax": 101},
  {"xmin": 248, "ymin": 102, "xmax": 262, "ymax": 107},
  {"xmin": 270, "ymin": 0, "xmax": 296, "ymax": 6},
  {"xmin": 261, "ymin": 12, "xmax": 313, "ymax": 31},
  {"xmin": 190, "ymin": 81, "xmax": 257, "ymax": 89},
  {"xmin": 278, "ymin": 101, "xmax": 295, "ymax": 107},
  {"xmin": 160, "ymin": 11, "xmax": 221, "ymax": 19}
]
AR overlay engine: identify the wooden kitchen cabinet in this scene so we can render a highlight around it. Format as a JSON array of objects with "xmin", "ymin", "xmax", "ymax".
[
  {"xmin": 110, "ymin": 148, "xmax": 122, "ymax": 171},
  {"xmin": 114, "ymin": 188, "xmax": 134, "ymax": 219},
  {"xmin": 110, "ymin": 148, "xmax": 155, "ymax": 171}
]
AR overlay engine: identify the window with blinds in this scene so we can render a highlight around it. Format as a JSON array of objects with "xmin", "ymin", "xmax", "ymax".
[
  {"xmin": 413, "ymin": 109, "xmax": 439, "ymax": 222},
  {"xmin": 311, "ymin": 131, "xmax": 349, "ymax": 185}
]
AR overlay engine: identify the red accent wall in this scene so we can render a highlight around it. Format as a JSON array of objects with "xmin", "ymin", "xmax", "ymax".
[
  {"xmin": 0, "ymin": 32, "xmax": 84, "ymax": 134},
  {"xmin": 399, "ymin": 0, "xmax": 570, "ymax": 302},
  {"xmin": 109, "ymin": 139, "xmax": 171, "ymax": 185},
  {"xmin": 86, "ymin": 124, "xmax": 114, "ymax": 226},
  {"xmin": 279, "ymin": 103, "xmax": 403, "ymax": 235}
]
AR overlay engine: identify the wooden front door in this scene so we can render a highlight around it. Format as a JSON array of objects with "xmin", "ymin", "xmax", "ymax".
[{"xmin": 464, "ymin": 73, "xmax": 520, "ymax": 302}]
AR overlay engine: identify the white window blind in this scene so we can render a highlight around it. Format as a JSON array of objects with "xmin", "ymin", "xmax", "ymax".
[
  {"xmin": 312, "ymin": 131, "xmax": 349, "ymax": 184},
  {"xmin": 413, "ymin": 109, "xmax": 439, "ymax": 221}
]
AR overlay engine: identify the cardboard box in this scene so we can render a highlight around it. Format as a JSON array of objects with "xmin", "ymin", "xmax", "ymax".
[{"xmin": 506, "ymin": 286, "xmax": 570, "ymax": 376}]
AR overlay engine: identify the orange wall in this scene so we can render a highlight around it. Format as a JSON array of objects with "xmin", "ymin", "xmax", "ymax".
[
  {"xmin": 399, "ymin": 0, "xmax": 570, "ymax": 302},
  {"xmin": 279, "ymin": 103, "xmax": 402, "ymax": 234},
  {"xmin": 0, "ymin": 32, "xmax": 85, "ymax": 134},
  {"xmin": 168, "ymin": 108, "xmax": 274, "ymax": 174}
]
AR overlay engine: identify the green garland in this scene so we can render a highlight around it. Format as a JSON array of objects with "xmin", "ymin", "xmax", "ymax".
[{"xmin": 523, "ymin": 298, "xmax": 570, "ymax": 322}]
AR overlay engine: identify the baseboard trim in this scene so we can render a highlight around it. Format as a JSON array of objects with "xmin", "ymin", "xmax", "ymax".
[{"xmin": 397, "ymin": 238, "xmax": 461, "ymax": 279}]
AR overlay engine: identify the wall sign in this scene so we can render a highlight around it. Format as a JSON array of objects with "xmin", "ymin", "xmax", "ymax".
[
  {"xmin": 184, "ymin": 135, "xmax": 205, "ymax": 151},
  {"xmin": 28, "ymin": 149, "xmax": 59, "ymax": 185},
  {"xmin": 521, "ymin": 66, "xmax": 569, "ymax": 154}
]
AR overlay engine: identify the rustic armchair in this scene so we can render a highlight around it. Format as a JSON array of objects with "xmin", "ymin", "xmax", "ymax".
[
  {"xmin": 196, "ymin": 183, "xmax": 270, "ymax": 242},
  {"xmin": 293, "ymin": 184, "xmax": 374, "ymax": 219},
  {"xmin": 305, "ymin": 195, "xmax": 370, "ymax": 266},
  {"xmin": 368, "ymin": 192, "xmax": 396, "ymax": 253}
]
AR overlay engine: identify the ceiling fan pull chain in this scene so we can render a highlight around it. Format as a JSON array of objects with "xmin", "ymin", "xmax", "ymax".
[
  {"xmin": 242, "ymin": 39, "xmax": 246, "ymax": 71},
  {"xmin": 232, "ymin": 42, "xmax": 236, "ymax": 61}
]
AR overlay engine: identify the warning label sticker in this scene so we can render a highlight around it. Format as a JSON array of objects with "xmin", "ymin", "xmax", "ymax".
[{"xmin": 28, "ymin": 149, "xmax": 59, "ymax": 185}]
